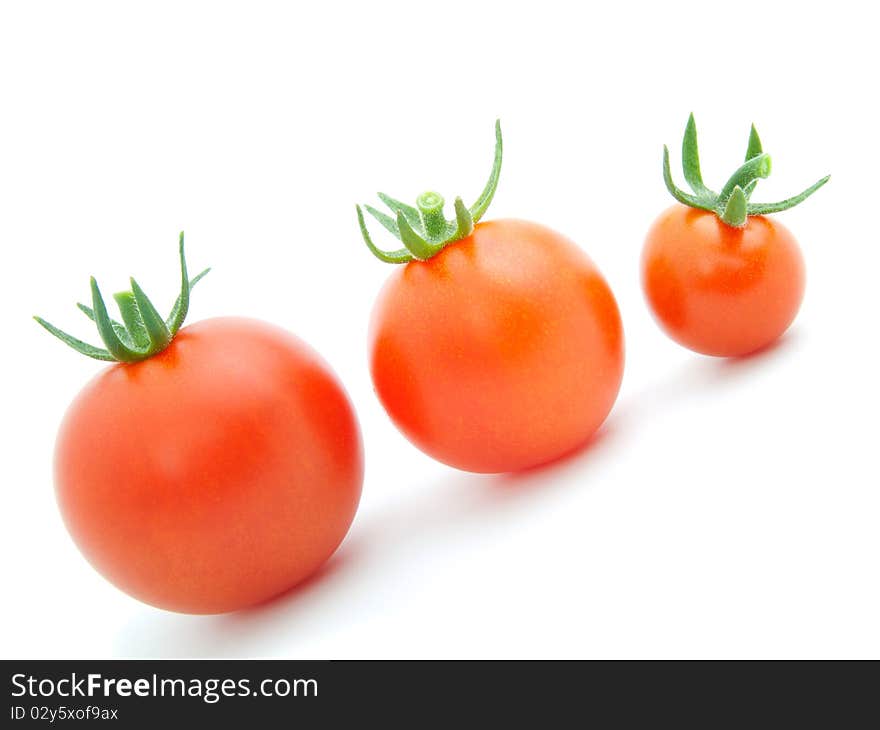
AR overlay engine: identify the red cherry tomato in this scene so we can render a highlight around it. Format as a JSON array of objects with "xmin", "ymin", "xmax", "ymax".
[
  {"xmin": 54, "ymin": 317, "xmax": 363, "ymax": 614},
  {"xmin": 369, "ymin": 219, "xmax": 624, "ymax": 473},
  {"xmin": 642, "ymin": 205, "xmax": 805, "ymax": 357}
]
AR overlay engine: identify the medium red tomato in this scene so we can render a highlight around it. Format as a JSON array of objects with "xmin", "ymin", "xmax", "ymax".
[
  {"xmin": 643, "ymin": 115, "xmax": 828, "ymax": 357},
  {"xmin": 38, "ymin": 238, "xmax": 362, "ymax": 614},
  {"xmin": 369, "ymin": 220, "xmax": 624, "ymax": 473},
  {"xmin": 357, "ymin": 123, "xmax": 623, "ymax": 473}
]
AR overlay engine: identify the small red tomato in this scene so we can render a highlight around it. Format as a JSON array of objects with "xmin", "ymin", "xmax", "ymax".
[
  {"xmin": 642, "ymin": 206, "xmax": 805, "ymax": 357},
  {"xmin": 357, "ymin": 123, "xmax": 624, "ymax": 472},
  {"xmin": 642, "ymin": 114, "xmax": 828, "ymax": 357},
  {"xmin": 37, "ymin": 238, "xmax": 363, "ymax": 614}
]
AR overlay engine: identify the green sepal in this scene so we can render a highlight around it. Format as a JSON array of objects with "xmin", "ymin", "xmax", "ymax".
[
  {"xmin": 35, "ymin": 233, "xmax": 209, "ymax": 363},
  {"xmin": 364, "ymin": 204, "xmax": 401, "ymax": 238},
  {"xmin": 453, "ymin": 197, "xmax": 474, "ymax": 239},
  {"xmin": 76, "ymin": 268, "xmax": 209, "ymax": 334},
  {"xmin": 745, "ymin": 124, "xmax": 763, "ymax": 161},
  {"xmin": 358, "ymin": 120, "xmax": 503, "ymax": 264},
  {"xmin": 717, "ymin": 153, "xmax": 772, "ymax": 204},
  {"xmin": 742, "ymin": 124, "xmax": 764, "ymax": 200},
  {"xmin": 113, "ymin": 291, "xmax": 150, "ymax": 349},
  {"xmin": 747, "ymin": 175, "xmax": 831, "ymax": 215},
  {"xmin": 662, "ymin": 114, "xmax": 829, "ymax": 228},
  {"xmin": 468, "ymin": 119, "xmax": 503, "ymax": 221},
  {"xmin": 90, "ymin": 277, "xmax": 143, "ymax": 361},
  {"xmin": 719, "ymin": 185, "xmax": 748, "ymax": 227},
  {"xmin": 76, "ymin": 301, "xmax": 131, "ymax": 346},
  {"xmin": 356, "ymin": 205, "xmax": 413, "ymax": 264},
  {"xmin": 663, "ymin": 145, "xmax": 713, "ymax": 211},
  {"xmin": 681, "ymin": 113, "xmax": 714, "ymax": 198},
  {"xmin": 129, "ymin": 278, "xmax": 172, "ymax": 352},
  {"xmin": 32, "ymin": 317, "xmax": 115, "ymax": 361},
  {"xmin": 377, "ymin": 193, "xmax": 423, "ymax": 233},
  {"xmin": 166, "ymin": 266, "xmax": 211, "ymax": 334},
  {"xmin": 396, "ymin": 211, "xmax": 441, "ymax": 260}
]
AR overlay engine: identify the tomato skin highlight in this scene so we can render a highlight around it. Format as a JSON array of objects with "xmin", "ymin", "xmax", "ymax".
[
  {"xmin": 54, "ymin": 317, "xmax": 363, "ymax": 614},
  {"xmin": 369, "ymin": 219, "xmax": 624, "ymax": 474},
  {"xmin": 641, "ymin": 205, "xmax": 806, "ymax": 357}
]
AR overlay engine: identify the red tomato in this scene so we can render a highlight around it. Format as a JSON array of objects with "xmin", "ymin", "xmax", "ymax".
[
  {"xmin": 369, "ymin": 219, "xmax": 624, "ymax": 473},
  {"xmin": 54, "ymin": 317, "xmax": 363, "ymax": 614},
  {"xmin": 641, "ymin": 205, "xmax": 805, "ymax": 357}
]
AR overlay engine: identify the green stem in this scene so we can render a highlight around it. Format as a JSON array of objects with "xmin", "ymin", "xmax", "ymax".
[
  {"xmin": 357, "ymin": 120, "xmax": 504, "ymax": 264},
  {"xmin": 34, "ymin": 233, "xmax": 209, "ymax": 362},
  {"xmin": 661, "ymin": 115, "xmax": 828, "ymax": 228},
  {"xmin": 417, "ymin": 192, "xmax": 447, "ymax": 240}
]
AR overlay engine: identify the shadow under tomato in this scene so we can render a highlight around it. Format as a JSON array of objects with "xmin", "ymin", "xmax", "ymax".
[
  {"xmin": 367, "ymin": 422, "xmax": 620, "ymax": 533},
  {"xmin": 492, "ymin": 426, "xmax": 616, "ymax": 488},
  {"xmin": 113, "ymin": 547, "xmax": 361, "ymax": 658},
  {"xmin": 615, "ymin": 329, "xmax": 800, "ymax": 424},
  {"xmin": 716, "ymin": 330, "xmax": 799, "ymax": 370}
]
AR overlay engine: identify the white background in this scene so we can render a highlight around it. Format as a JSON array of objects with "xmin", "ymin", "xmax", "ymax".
[{"xmin": 1, "ymin": 1, "xmax": 877, "ymax": 659}]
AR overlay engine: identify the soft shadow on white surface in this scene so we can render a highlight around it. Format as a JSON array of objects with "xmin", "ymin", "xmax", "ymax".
[
  {"xmin": 114, "ymin": 427, "xmax": 618, "ymax": 657},
  {"xmin": 114, "ymin": 334, "xmax": 797, "ymax": 658},
  {"xmin": 115, "ymin": 550, "xmax": 360, "ymax": 658},
  {"xmin": 617, "ymin": 331, "xmax": 800, "ymax": 421}
]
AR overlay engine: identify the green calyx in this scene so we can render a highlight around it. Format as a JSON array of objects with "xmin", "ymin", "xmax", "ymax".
[
  {"xmin": 357, "ymin": 119, "xmax": 503, "ymax": 263},
  {"xmin": 663, "ymin": 113, "xmax": 830, "ymax": 228},
  {"xmin": 34, "ymin": 232, "xmax": 210, "ymax": 363}
]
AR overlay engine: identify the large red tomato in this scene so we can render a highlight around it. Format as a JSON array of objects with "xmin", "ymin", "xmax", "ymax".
[
  {"xmin": 54, "ymin": 317, "xmax": 363, "ymax": 614},
  {"xmin": 369, "ymin": 219, "xmax": 624, "ymax": 473}
]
